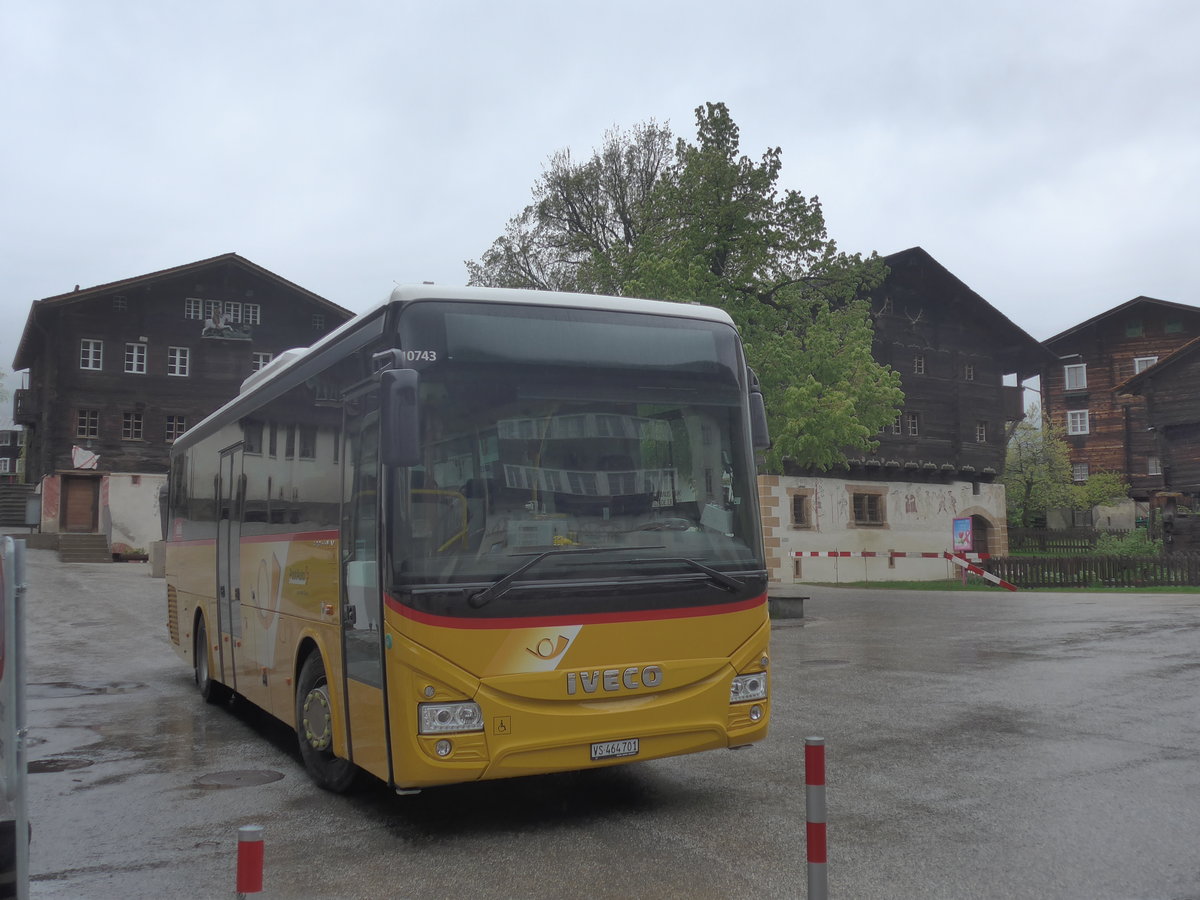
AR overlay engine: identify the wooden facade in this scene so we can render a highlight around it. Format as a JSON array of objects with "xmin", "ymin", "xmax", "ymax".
[
  {"xmin": 0, "ymin": 426, "xmax": 23, "ymax": 483},
  {"xmin": 822, "ymin": 247, "xmax": 1050, "ymax": 482},
  {"xmin": 1118, "ymin": 336, "xmax": 1200, "ymax": 496},
  {"xmin": 1042, "ymin": 297, "xmax": 1200, "ymax": 501},
  {"xmin": 12, "ymin": 254, "xmax": 354, "ymax": 484}
]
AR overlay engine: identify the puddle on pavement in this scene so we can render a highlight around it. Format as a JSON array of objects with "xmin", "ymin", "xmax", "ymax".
[
  {"xmin": 27, "ymin": 681, "xmax": 146, "ymax": 699},
  {"xmin": 28, "ymin": 756, "xmax": 95, "ymax": 774}
]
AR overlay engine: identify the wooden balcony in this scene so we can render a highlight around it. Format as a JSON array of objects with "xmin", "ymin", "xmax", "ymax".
[{"xmin": 13, "ymin": 388, "xmax": 38, "ymax": 424}]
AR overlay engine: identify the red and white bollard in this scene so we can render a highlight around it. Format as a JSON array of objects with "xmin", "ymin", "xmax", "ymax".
[
  {"xmin": 805, "ymin": 737, "xmax": 828, "ymax": 900},
  {"xmin": 236, "ymin": 824, "xmax": 264, "ymax": 897}
]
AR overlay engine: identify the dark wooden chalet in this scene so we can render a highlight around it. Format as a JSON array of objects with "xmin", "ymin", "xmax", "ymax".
[
  {"xmin": 1117, "ymin": 337, "xmax": 1200, "ymax": 549},
  {"xmin": 12, "ymin": 253, "xmax": 354, "ymax": 496},
  {"xmin": 1116, "ymin": 336, "xmax": 1200, "ymax": 494},
  {"xmin": 1042, "ymin": 297, "xmax": 1200, "ymax": 500},
  {"xmin": 823, "ymin": 247, "xmax": 1051, "ymax": 483}
]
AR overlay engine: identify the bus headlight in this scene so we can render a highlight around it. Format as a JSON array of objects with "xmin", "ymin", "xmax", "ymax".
[
  {"xmin": 730, "ymin": 672, "xmax": 768, "ymax": 703},
  {"xmin": 419, "ymin": 701, "xmax": 484, "ymax": 734}
]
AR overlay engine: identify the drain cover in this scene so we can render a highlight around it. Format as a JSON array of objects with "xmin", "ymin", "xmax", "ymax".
[
  {"xmin": 28, "ymin": 757, "xmax": 94, "ymax": 774},
  {"xmin": 195, "ymin": 770, "xmax": 285, "ymax": 789}
]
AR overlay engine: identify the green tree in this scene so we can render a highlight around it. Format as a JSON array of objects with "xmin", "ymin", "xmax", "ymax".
[
  {"xmin": 1002, "ymin": 405, "xmax": 1129, "ymax": 526},
  {"xmin": 467, "ymin": 103, "xmax": 902, "ymax": 472}
]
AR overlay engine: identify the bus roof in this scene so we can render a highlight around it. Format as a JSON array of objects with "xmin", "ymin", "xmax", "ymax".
[
  {"xmin": 174, "ymin": 285, "xmax": 736, "ymax": 453},
  {"xmin": 382, "ymin": 284, "xmax": 736, "ymax": 325}
]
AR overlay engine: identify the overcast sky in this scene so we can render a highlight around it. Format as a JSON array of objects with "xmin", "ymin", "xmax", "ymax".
[{"xmin": 3, "ymin": 1, "xmax": 1198, "ymax": 386}]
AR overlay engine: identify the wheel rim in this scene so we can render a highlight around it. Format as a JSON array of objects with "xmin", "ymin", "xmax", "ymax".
[{"xmin": 301, "ymin": 683, "xmax": 334, "ymax": 751}]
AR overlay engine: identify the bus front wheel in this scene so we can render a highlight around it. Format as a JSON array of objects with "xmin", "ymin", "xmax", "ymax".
[
  {"xmin": 295, "ymin": 652, "xmax": 358, "ymax": 792},
  {"xmin": 194, "ymin": 616, "xmax": 231, "ymax": 705}
]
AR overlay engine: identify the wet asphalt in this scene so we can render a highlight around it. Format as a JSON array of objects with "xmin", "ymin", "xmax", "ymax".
[{"xmin": 17, "ymin": 549, "xmax": 1200, "ymax": 899}]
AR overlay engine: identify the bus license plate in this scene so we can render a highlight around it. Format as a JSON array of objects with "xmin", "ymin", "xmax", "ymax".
[{"xmin": 591, "ymin": 738, "xmax": 639, "ymax": 761}]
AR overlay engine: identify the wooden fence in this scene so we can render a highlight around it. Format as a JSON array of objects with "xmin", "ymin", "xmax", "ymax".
[
  {"xmin": 1007, "ymin": 528, "xmax": 1127, "ymax": 553},
  {"xmin": 986, "ymin": 554, "xmax": 1200, "ymax": 588}
]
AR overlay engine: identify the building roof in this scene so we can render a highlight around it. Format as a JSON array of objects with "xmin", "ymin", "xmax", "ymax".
[
  {"xmin": 1044, "ymin": 295, "xmax": 1200, "ymax": 348},
  {"xmin": 12, "ymin": 252, "xmax": 352, "ymax": 371},
  {"xmin": 879, "ymin": 247, "xmax": 1056, "ymax": 379},
  {"xmin": 1114, "ymin": 334, "xmax": 1200, "ymax": 396}
]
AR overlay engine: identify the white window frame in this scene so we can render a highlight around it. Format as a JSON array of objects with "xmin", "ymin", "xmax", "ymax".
[
  {"xmin": 975, "ymin": 421, "xmax": 987, "ymax": 444},
  {"xmin": 1064, "ymin": 363, "xmax": 1087, "ymax": 391},
  {"xmin": 1148, "ymin": 456, "xmax": 1162, "ymax": 476},
  {"xmin": 204, "ymin": 299, "xmax": 222, "ymax": 322},
  {"xmin": 0, "ymin": 459, "xmax": 9, "ymax": 474},
  {"xmin": 1067, "ymin": 410, "xmax": 1090, "ymax": 435},
  {"xmin": 244, "ymin": 303, "xmax": 261, "ymax": 325},
  {"xmin": 224, "ymin": 301, "xmax": 243, "ymax": 323},
  {"xmin": 251, "ymin": 352, "xmax": 274, "ymax": 372},
  {"xmin": 76, "ymin": 409, "xmax": 99, "ymax": 439},
  {"xmin": 125, "ymin": 342, "xmax": 147, "ymax": 374},
  {"xmin": 122, "ymin": 411, "xmax": 144, "ymax": 441},
  {"xmin": 185, "ymin": 298, "xmax": 204, "ymax": 319},
  {"xmin": 1072, "ymin": 462, "xmax": 1089, "ymax": 483},
  {"xmin": 906, "ymin": 412, "xmax": 920, "ymax": 436},
  {"xmin": 964, "ymin": 363, "xmax": 975, "ymax": 382},
  {"xmin": 913, "ymin": 354, "xmax": 925, "ymax": 375},
  {"xmin": 0, "ymin": 433, "xmax": 9, "ymax": 446},
  {"xmin": 1133, "ymin": 356, "xmax": 1158, "ymax": 375},
  {"xmin": 165, "ymin": 415, "xmax": 188, "ymax": 443},
  {"xmin": 167, "ymin": 346, "xmax": 190, "ymax": 377},
  {"xmin": 80, "ymin": 339, "xmax": 103, "ymax": 370}
]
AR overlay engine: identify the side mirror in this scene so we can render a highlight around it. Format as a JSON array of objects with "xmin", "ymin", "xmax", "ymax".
[
  {"xmin": 380, "ymin": 368, "xmax": 421, "ymax": 467},
  {"xmin": 747, "ymin": 367, "xmax": 771, "ymax": 450},
  {"xmin": 157, "ymin": 481, "xmax": 169, "ymax": 541}
]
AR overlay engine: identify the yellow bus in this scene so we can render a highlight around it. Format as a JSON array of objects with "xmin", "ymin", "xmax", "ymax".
[{"xmin": 165, "ymin": 285, "xmax": 772, "ymax": 792}]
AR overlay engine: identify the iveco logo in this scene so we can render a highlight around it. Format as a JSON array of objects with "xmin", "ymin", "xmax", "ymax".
[{"xmin": 566, "ymin": 666, "xmax": 663, "ymax": 695}]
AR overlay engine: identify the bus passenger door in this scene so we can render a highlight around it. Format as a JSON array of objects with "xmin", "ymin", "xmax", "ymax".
[
  {"xmin": 340, "ymin": 391, "xmax": 390, "ymax": 781},
  {"xmin": 215, "ymin": 446, "xmax": 243, "ymax": 692}
]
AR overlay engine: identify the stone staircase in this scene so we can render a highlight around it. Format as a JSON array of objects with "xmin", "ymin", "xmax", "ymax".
[
  {"xmin": 58, "ymin": 533, "xmax": 112, "ymax": 564},
  {"xmin": 0, "ymin": 484, "xmax": 36, "ymax": 529}
]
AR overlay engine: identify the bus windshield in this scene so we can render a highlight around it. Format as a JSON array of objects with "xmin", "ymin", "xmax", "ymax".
[{"xmin": 389, "ymin": 301, "xmax": 766, "ymax": 617}]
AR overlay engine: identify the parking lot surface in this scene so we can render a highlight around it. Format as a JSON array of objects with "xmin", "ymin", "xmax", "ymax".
[{"xmin": 19, "ymin": 549, "xmax": 1200, "ymax": 898}]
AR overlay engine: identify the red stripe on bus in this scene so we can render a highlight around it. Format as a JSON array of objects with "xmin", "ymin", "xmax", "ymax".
[{"xmin": 385, "ymin": 593, "xmax": 768, "ymax": 629}]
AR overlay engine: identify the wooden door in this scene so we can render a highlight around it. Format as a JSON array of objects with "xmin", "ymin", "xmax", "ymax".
[{"xmin": 62, "ymin": 477, "xmax": 98, "ymax": 532}]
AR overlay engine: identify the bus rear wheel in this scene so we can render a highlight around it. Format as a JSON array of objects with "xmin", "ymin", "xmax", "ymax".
[
  {"xmin": 194, "ymin": 616, "xmax": 231, "ymax": 705},
  {"xmin": 296, "ymin": 652, "xmax": 358, "ymax": 793}
]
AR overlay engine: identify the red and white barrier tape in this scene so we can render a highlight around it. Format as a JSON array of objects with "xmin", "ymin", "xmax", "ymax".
[
  {"xmin": 943, "ymin": 551, "xmax": 1017, "ymax": 591},
  {"xmin": 793, "ymin": 550, "xmax": 990, "ymax": 561},
  {"xmin": 790, "ymin": 549, "xmax": 1017, "ymax": 590}
]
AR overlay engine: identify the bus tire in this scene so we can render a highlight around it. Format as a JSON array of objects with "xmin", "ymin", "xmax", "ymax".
[
  {"xmin": 296, "ymin": 652, "xmax": 358, "ymax": 793},
  {"xmin": 194, "ymin": 616, "xmax": 231, "ymax": 705}
]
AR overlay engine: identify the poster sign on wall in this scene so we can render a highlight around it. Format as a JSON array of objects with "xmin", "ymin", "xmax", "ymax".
[{"xmin": 952, "ymin": 517, "xmax": 974, "ymax": 553}]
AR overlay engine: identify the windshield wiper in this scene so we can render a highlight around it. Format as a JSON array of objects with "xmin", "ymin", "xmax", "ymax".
[
  {"xmin": 467, "ymin": 546, "xmax": 666, "ymax": 609},
  {"xmin": 630, "ymin": 556, "xmax": 750, "ymax": 593}
]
